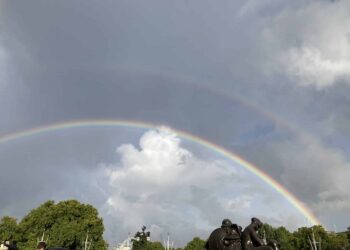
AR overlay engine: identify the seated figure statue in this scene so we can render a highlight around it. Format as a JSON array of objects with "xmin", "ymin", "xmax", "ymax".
[
  {"xmin": 223, "ymin": 223, "xmax": 242, "ymax": 250},
  {"xmin": 205, "ymin": 219, "xmax": 242, "ymax": 250},
  {"xmin": 3, "ymin": 240, "xmax": 18, "ymax": 250},
  {"xmin": 241, "ymin": 218, "xmax": 273, "ymax": 250}
]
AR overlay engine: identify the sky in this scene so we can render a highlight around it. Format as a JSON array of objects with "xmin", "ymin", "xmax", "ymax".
[{"xmin": 0, "ymin": 0, "xmax": 350, "ymax": 247}]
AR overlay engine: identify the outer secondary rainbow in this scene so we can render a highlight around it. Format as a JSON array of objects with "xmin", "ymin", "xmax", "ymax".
[{"xmin": 0, "ymin": 119, "xmax": 321, "ymax": 226}]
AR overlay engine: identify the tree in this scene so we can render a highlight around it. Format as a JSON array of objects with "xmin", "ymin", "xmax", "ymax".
[
  {"xmin": 259, "ymin": 224, "xmax": 295, "ymax": 250},
  {"xmin": 292, "ymin": 225, "xmax": 345, "ymax": 250},
  {"xmin": 132, "ymin": 226, "xmax": 152, "ymax": 250},
  {"xmin": 0, "ymin": 216, "xmax": 20, "ymax": 242},
  {"xmin": 327, "ymin": 232, "xmax": 350, "ymax": 250},
  {"xmin": 293, "ymin": 226, "xmax": 316, "ymax": 250},
  {"xmin": 148, "ymin": 241, "xmax": 165, "ymax": 250},
  {"xmin": 18, "ymin": 200, "xmax": 107, "ymax": 250},
  {"xmin": 274, "ymin": 226, "xmax": 295, "ymax": 250},
  {"xmin": 259, "ymin": 223, "xmax": 274, "ymax": 243},
  {"xmin": 132, "ymin": 240, "xmax": 164, "ymax": 250},
  {"xmin": 183, "ymin": 237, "xmax": 206, "ymax": 250}
]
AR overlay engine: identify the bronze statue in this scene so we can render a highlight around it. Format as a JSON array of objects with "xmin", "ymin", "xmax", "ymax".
[
  {"xmin": 3, "ymin": 240, "xmax": 18, "ymax": 250},
  {"xmin": 37, "ymin": 241, "xmax": 47, "ymax": 250},
  {"xmin": 205, "ymin": 219, "xmax": 242, "ymax": 250},
  {"xmin": 241, "ymin": 218, "xmax": 273, "ymax": 250},
  {"xmin": 224, "ymin": 223, "xmax": 242, "ymax": 250}
]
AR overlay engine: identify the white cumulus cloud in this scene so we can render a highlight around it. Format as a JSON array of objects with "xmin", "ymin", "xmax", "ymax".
[
  {"xmin": 102, "ymin": 129, "xmax": 238, "ymax": 235},
  {"xmin": 96, "ymin": 129, "xmax": 309, "ymax": 246}
]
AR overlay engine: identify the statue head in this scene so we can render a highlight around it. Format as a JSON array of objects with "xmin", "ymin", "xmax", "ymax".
[
  {"xmin": 251, "ymin": 217, "xmax": 263, "ymax": 230},
  {"xmin": 221, "ymin": 218, "xmax": 233, "ymax": 228},
  {"xmin": 37, "ymin": 241, "xmax": 47, "ymax": 250}
]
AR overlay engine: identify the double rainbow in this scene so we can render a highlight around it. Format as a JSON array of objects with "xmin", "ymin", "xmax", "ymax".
[{"xmin": 0, "ymin": 119, "xmax": 321, "ymax": 226}]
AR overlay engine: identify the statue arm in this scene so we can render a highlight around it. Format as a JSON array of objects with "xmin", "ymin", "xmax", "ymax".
[
  {"xmin": 250, "ymin": 229, "xmax": 265, "ymax": 246},
  {"xmin": 224, "ymin": 233, "xmax": 240, "ymax": 241}
]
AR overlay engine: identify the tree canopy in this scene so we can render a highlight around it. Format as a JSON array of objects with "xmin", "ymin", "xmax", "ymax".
[
  {"xmin": 260, "ymin": 224, "xmax": 350, "ymax": 250},
  {"xmin": 1, "ymin": 201, "xmax": 350, "ymax": 250},
  {"xmin": 183, "ymin": 237, "xmax": 206, "ymax": 250},
  {"xmin": 0, "ymin": 216, "xmax": 19, "ymax": 242},
  {"xmin": 132, "ymin": 241, "xmax": 165, "ymax": 250},
  {"xmin": 1, "ymin": 200, "xmax": 107, "ymax": 250}
]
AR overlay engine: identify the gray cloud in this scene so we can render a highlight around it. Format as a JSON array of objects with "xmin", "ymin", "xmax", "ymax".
[
  {"xmin": 260, "ymin": 1, "xmax": 350, "ymax": 88},
  {"xmin": 236, "ymin": 134, "xmax": 350, "ymax": 230},
  {"xmin": 0, "ymin": 0, "xmax": 350, "ymax": 242}
]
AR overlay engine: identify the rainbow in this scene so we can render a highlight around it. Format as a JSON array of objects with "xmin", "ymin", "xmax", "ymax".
[
  {"xmin": 100, "ymin": 63, "xmax": 315, "ymax": 140},
  {"xmin": 0, "ymin": 119, "xmax": 321, "ymax": 226}
]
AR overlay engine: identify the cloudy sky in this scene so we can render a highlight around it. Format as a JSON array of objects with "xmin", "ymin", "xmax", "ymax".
[{"xmin": 1, "ymin": 0, "xmax": 350, "ymax": 247}]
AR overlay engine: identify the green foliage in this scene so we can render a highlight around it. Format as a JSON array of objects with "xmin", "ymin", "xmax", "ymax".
[
  {"xmin": 183, "ymin": 237, "xmax": 206, "ymax": 250},
  {"xmin": 273, "ymin": 226, "xmax": 295, "ymax": 250},
  {"xmin": 292, "ymin": 225, "xmax": 332, "ymax": 250},
  {"xmin": 257, "ymin": 224, "xmax": 350, "ymax": 250},
  {"xmin": 292, "ymin": 226, "xmax": 313, "ymax": 249},
  {"xmin": 132, "ymin": 229, "xmax": 152, "ymax": 250},
  {"xmin": 132, "ymin": 239, "xmax": 147, "ymax": 250},
  {"xmin": 148, "ymin": 241, "xmax": 165, "ymax": 250},
  {"xmin": 259, "ymin": 224, "xmax": 295, "ymax": 250},
  {"xmin": 132, "ymin": 240, "xmax": 164, "ymax": 250},
  {"xmin": 327, "ymin": 232, "xmax": 350, "ymax": 250},
  {"xmin": 18, "ymin": 200, "xmax": 107, "ymax": 250},
  {"xmin": 1, "ymin": 202, "xmax": 350, "ymax": 250},
  {"xmin": 0, "ymin": 216, "xmax": 19, "ymax": 241},
  {"xmin": 259, "ymin": 223, "xmax": 274, "ymax": 239}
]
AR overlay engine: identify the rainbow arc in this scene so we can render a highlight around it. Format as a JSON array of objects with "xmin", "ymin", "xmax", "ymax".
[{"xmin": 0, "ymin": 119, "xmax": 321, "ymax": 226}]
